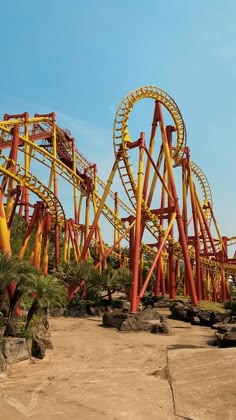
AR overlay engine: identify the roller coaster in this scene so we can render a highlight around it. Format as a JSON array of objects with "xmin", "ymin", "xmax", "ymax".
[{"xmin": 0, "ymin": 86, "xmax": 235, "ymax": 312}]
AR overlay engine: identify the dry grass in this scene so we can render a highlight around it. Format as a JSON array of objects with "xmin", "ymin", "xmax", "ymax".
[
  {"xmin": 198, "ymin": 300, "xmax": 227, "ymax": 314},
  {"xmin": 174, "ymin": 295, "xmax": 228, "ymax": 313}
]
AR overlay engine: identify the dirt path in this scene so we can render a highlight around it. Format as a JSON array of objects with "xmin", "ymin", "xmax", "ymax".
[{"xmin": 0, "ymin": 314, "xmax": 234, "ymax": 419}]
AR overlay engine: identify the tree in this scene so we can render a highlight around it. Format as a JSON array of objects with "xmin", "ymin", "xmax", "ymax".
[
  {"xmin": 53, "ymin": 260, "xmax": 102, "ymax": 301},
  {"xmin": 101, "ymin": 266, "xmax": 132, "ymax": 300}
]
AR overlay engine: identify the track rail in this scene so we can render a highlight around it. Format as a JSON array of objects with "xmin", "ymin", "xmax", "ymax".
[
  {"xmin": 0, "ymin": 155, "xmax": 65, "ymax": 228},
  {"xmin": 113, "ymin": 86, "xmax": 236, "ymax": 275},
  {"xmin": 0, "ymin": 107, "xmax": 235, "ymax": 275}
]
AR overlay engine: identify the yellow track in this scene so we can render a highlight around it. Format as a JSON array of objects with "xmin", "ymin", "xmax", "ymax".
[
  {"xmin": 0, "ymin": 155, "xmax": 65, "ymax": 228},
  {"xmin": 0, "ymin": 106, "xmax": 235, "ymax": 275},
  {"xmin": 113, "ymin": 86, "xmax": 236, "ymax": 275},
  {"xmin": 191, "ymin": 161, "xmax": 212, "ymax": 225},
  {"xmin": 113, "ymin": 86, "xmax": 186, "ymax": 210}
]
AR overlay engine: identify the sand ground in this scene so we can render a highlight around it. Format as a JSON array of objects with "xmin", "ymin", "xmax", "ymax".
[{"xmin": 0, "ymin": 311, "xmax": 235, "ymax": 420}]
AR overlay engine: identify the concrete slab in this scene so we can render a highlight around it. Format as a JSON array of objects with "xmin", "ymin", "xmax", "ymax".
[{"xmin": 168, "ymin": 347, "xmax": 236, "ymax": 420}]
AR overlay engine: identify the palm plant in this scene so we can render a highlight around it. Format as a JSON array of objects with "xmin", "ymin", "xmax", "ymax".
[
  {"xmin": 7, "ymin": 260, "xmax": 39, "ymax": 321},
  {"xmin": 22, "ymin": 275, "xmax": 67, "ymax": 330},
  {"xmin": 0, "ymin": 253, "xmax": 35, "ymax": 311}
]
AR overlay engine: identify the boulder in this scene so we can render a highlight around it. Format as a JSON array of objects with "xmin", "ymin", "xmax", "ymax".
[
  {"xmin": 175, "ymin": 308, "xmax": 188, "ymax": 321},
  {"xmin": 103, "ymin": 307, "xmax": 162, "ymax": 330},
  {"xmin": 154, "ymin": 300, "xmax": 170, "ymax": 308},
  {"xmin": 169, "ymin": 301, "xmax": 189, "ymax": 321},
  {"xmin": 3, "ymin": 320, "xmax": 17, "ymax": 337},
  {"xmin": 151, "ymin": 322, "xmax": 161, "ymax": 334},
  {"xmin": 215, "ymin": 332, "xmax": 236, "ymax": 347},
  {"xmin": 159, "ymin": 319, "xmax": 173, "ymax": 334},
  {"xmin": 1, "ymin": 337, "xmax": 29, "ymax": 364},
  {"xmin": 136, "ymin": 307, "xmax": 161, "ymax": 321},
  {"xmin": 120, "ymin": 316, "xmax": 157, "ymax": 332},
  {"xmin": 103, "ymin": 309, "xmax": 128, "ymax": 328},
  {"xmin": 31, "ymin": 339, "xmax": 45, "ymax": 359},
  {"xmin": 188, "ymin": 305, "xmax": 201, "ymax": 316},
  {"xmin": 198, "ymin": 310, "xmax": 212, "ymax": 326},
  {"xmin": 86, "ymin": 305, "xmax": 104, "ymax": 317},
  {"xmin": 122, "ymin": 301, "xmax": 131, "ymax": 311},
  {"xmin": 210, "ymin": 312, "xmax": 226, "ymax": 325},
  {"xmin": 67, "ymin": 305, "xmax": 88, "ymax": 317},
  {"xmin": 49, "ymin": 308, "xmax": 65, "ymax": 317},
  {"xmin": 0, "ymin": 351, "xmax": 7, "ymax": 372},
  {"xmin": 213, "ymin": 323, "xmax": 236, "ymax": 333},
  {"xmin": 31, "ymin": 323, "xmax": 53, "ymax": 360},
  {"xmin": 191, "ymin": 316, "xmax": 201, "ymax": 325}
]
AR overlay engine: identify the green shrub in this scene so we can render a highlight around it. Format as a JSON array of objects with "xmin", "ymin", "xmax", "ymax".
[{"xmin": 224, "ymin": 300, "xmax": 236, "ymax": 312}]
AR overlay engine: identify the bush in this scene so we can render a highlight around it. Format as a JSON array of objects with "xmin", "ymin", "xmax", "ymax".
[
  {"xmin": 86, "ymin": 287, "xmax": 100, "ymax": 301},
  {"xmin": 224, "ymin": 300, "xmax": 236, "ymax": 312}
]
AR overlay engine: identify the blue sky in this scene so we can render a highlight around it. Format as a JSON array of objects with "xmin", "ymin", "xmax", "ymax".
[{"xmin": 1, "ymin": 0, "xmax": 236, "ymax": 242}]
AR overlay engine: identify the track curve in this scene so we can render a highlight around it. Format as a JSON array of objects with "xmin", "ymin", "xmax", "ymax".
[{"xmin": 0, "ymin": 155, "xmax": 65, "ymax": 228}]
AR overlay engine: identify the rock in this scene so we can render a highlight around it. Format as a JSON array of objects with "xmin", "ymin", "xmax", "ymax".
[
  {"xmin": 120, "ymin": 316, "xmax": 157, "ymax": 331},
  {"xmin": 210, "ymin": 312, "xmax": 226, "ymax": 325},
  {"xmin": 1, "ymin": 337, "xmax": 29, "ymax": 364},
  {"xmin": 3, "ymin": 321, "xmax": 17, "ymax": 337},
  {"xmin": 188, "ymin": 305, "xmax": 201, "ymax": 315},
  {"xmin": 186, "ymin": 305, "xmax": 201, "ymax": 323},
  {"xmin": 155, "ymin": 300, "xmax": 170, "ymax": 308},
  {"xmin": 169, "ymin": 301, "xmax": 185, "ymax": 311},
  {"xmin": 122, "ymin": 301, "xmax": 131, "ymax": 311},
  {"xmin": 176, "ymin": 309, "xmax": 188, "ymax": 321},
  {"xmin": 0, "ymin": 351, "xmax": 7, "ymax": 372},
  {"xmin": 119, "ymin": 310, "xmax": 171, "ymax": 333},
  {"xmin": 216, "ymin": 332, "xmax": 236, "ymax": 347},
  {"xmin": 151, "ymin": 323, "xmax": 161, "ymax": 334},
  {"xmin": 49, "ymin": 308, "xmax": 65, "ymax": 317},
  {"xmin": 67, "ymin": 305, "xmax": 88, "ymax": 317},
  {"xmin": 159, "ymin": 320, "xmax": 173, "ymax": 334},
  {"xmin": 198, "ymin": 310, "xmax": 212, "ymax": 326},
  {"xmin": 215, "ymin": 332, "xmax": 224, "ymax": 346},
  {"xmin": 136, "ymin": 307, "xmax": 161, "ymax": 321},
  {"xmin": 86, "ymin": 305, "xmax": 104, "ymax": 317},
  {"xmin": 103, "ymin": 307, "xmax": 162, "ymax": 331},
  {"xmin": 151, "ymin": 318, "xmax": 172, "ymax": 334},
  {"xmin": 212, "ymin": 322, "xmax": 223, "ymax": 330},
  {"xmin": 214, "ymin": 323, "xmax": 236, "ymax": 333},
  {"xmin": 103, "ymin": 309, "xmax": 128, "ymax": 328},
  {"xmin": 169, "ymin": 301, "xmax": 189, "ymax": 321},
  {"xmin": 31, "ymin": 339, "xmax": 45, "ymax": 359},
  {"xmin": 31, "ymin": 323, "xmax": 53, "ymax": 359},
  {"xmin": 222, "ymin": 316, "xmax": 232, "ymax": 324},
  {"xmin": 191, "ymin": 316, "xmax": 201, "ymax": 325}
]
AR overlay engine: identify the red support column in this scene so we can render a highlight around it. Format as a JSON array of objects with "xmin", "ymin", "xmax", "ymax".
[
  {"xmin": 131, "ymin": 133, "xmax": 145, "ymax": 312},
  {"xmin": 160, "ymin": 262, "xmax": 166, "ymax": 295},
  {"xmin": 187, "ymin": 150, "xmax": 201, "ymax": 300},
  {"xmin": 166, "ymin": 126, "xmax": 176, "ymax": 299},
  {"xmin": 24, "ymin": 112, "xmax": 30, "ymax": 224},
  {"xmin": 156, "ymin": 102, "xmax": 198, "ymax": 305}
]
